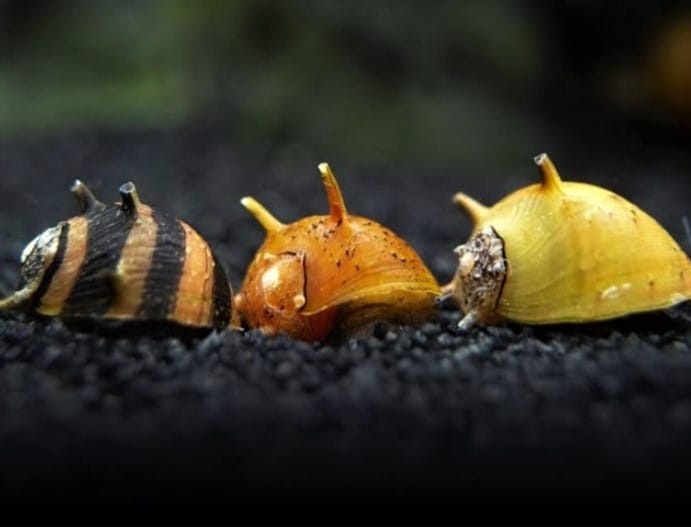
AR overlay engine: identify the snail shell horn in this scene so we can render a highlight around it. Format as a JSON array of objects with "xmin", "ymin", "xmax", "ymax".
[
  {"xmin": 240, "ymin": 162, "xmax": 347, "ymax": 233},
  {"xmin": 452, "ymin": 153, "xmax": 563, "ymax": 228},
  {"xmin": 241, "ymin": 197, "xmax": 285, "ymax": 233},
  {"xmin": 71, "ymin": 180, "xmax": 106, "ymax": 215},
  {"xmin": 118, "ymin": 181, "xmax": 144, "ymax": 217},
  {"xmin": 452, "ymin": 193, "xmax": 489, "ymax": 225},
  {"xmin": 534, "ymin": 152, "xmax": 565, "ymax": 193},
  {"xmin": 318, "ymin": 162, "xmax": 348, "ymax": 222}
]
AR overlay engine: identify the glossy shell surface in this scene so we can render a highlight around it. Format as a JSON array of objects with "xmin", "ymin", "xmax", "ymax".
[
  {"xmin": 444, "ymin": 153, "xmax": 691, "ymax": 329},
  {"xmin": 0, "ymin": 181, "xmax": 235, "ymax": 330},
  {"xmin": 235, "ymin": 163, "xmax": 441, "ymax": 342}
]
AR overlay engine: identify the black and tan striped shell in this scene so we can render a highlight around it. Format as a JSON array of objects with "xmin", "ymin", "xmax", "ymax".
[{"xmin": 0, "ymin": 180, "xmax": 236, "ymax": 331}]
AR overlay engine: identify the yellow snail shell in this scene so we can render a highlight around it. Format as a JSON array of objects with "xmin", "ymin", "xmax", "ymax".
[{"xmin": 442, "ymin": 153, "xmax": 691, "ymax": 330}]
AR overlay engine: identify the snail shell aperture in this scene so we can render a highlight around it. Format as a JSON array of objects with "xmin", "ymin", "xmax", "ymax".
[
  {"xmin": 234, "ymin": 163, "xmax": 441, "ymax": 342},
  {"xmin": 442, "ymin": 153, "xmax": 691, "ymax": 330},
  {"xmin": 0, "ymin": 180, "xmax": 237, "ymax": 331}
]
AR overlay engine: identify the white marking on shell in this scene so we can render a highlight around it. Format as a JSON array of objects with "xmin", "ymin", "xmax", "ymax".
[
  {"xmin": 261, "ymin": 264, "xmax": 280, "ymax": 291},
  {"xmin": 20, "ymin": 225, "xmax": 62, "ymax": 264},
  {"xmin": 293, "ymin": 293, "xmax": 306, "ymax": 309},
  {"xmin": 459, "ymin": 251, "xmax": 474, "ymax": 274},
  {"xmin": 600, "ymin": 282, "xmax": 632, "ymax": 300},
  {"xmin": 670, "ymin": 293, "xmax": 687, "ymax": 304}
]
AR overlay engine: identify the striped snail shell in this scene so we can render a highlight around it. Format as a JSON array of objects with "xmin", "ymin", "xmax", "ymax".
[
  {"xmin": 0, "ymin": 180, "xmax": 236, "ymax": 331},
  {"xmin": 442, "ymin": 153, "xmax": 691, "ymax": 330},
  {"xmin": 235, "ymin": 163, "xmax": 441, "ymax": 342}
]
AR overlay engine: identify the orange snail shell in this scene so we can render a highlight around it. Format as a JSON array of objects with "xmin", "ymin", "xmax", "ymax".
[{"xmin": 234, "ymin": 163, "xmax": 441, "ymax": 342}]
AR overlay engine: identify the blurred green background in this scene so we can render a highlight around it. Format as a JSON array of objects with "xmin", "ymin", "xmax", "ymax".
[{"xmin": 1, "ymin": 0, "xmax": 691, "ymax": 165}]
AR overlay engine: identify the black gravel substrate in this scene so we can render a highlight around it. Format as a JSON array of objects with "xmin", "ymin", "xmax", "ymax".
[{"xmin": 1, "ymin": 127, "xmax": 690, "ymax": 524}]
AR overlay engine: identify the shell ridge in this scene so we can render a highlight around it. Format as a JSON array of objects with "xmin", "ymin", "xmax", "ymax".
[
  {"xmin": 490, "ymin": 226, "xmax": 508, "ymax": 313},
  {"xmin": 63, "ymin": 206, "xmax": 135, "ymax": 315},
  {"xmin": 302, "ymin": 274, "xmax": 439, "ymax": 315},
  {"xmin": 136, "ymin": 210, "xmax": 186, "ymax": 320},
  {"xmin": 496, "ymin": 198, "xmax": 581, "ymax": 321},
  {"xmin": 210, "ymin": 247, "xmax": 232, "ymax": 329}
]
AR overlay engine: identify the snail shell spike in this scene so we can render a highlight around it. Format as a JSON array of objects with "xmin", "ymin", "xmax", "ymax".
[
  {"xmin": 241, "ymin": 197, "xmax": 285, "ymax": 233},
  {"xmin": 453, "ymin": 192, "xmax": 489, "ymax": 225},
  {"xmin": 534, "ymin": 152, "xmax": 564, "ymax": 193},
  {"xmin": 318, "ymin": 162, "xmax": 348, "ymax": 222},
  {"xmin": 71, "ymin": 179, "xmax": 106, "ymax": 214},
  {"xmin": 119, "ymin": 181, "xmax": 144, "ymax": 216}
]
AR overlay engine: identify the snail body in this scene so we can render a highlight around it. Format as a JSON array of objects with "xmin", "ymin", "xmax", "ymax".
[
  {"xmin": 235, "ymin": 163, "xmax": 441, "ymax": 342},
  {"xmin": 0, "ymin": 181, "xmax": 236, "ymax": 331},
  {"xmin": 443, "ymin": 153, "xmax": 691, "ymax": 330}
]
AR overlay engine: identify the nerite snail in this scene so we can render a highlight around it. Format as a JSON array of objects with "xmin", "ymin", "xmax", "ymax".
[
  {"xmin": 442, "ymin": 153, "xmax": 691, "ymax": 330},
  {"xmin": 235, "ymin": 163, "xmax": 441, "ymax": 342},
  {"xmin": 0, "ymin": 180, "xmax": 237, "ymax": 331}
]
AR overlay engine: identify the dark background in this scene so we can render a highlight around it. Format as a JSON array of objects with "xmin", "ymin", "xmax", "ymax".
[{"xmin": 0, "ymin": 1, "xmax": 690, "ymax": 523}]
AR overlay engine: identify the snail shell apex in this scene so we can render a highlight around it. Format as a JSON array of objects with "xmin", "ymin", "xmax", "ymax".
[
  {"xmin": 235, "ymin": 163, "xmax": 441, "ymax": 342},
  {"xmin": 444, "ymin": 153, "xmax": 691, "ymax": 329},
  {"xmin": 0, "ymin": 180, "xmax": 237, "ymax": 331}
]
